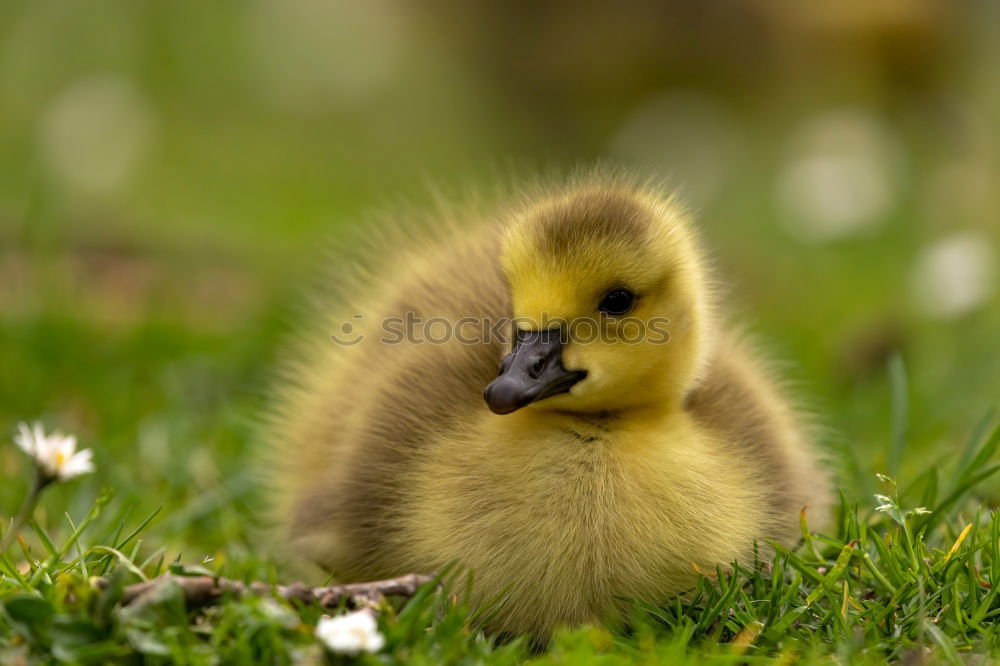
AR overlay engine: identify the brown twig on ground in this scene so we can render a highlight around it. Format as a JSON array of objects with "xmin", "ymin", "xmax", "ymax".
[{"xmin": 95, "ymin": 572, "xmax": 434, "ymax": 610}]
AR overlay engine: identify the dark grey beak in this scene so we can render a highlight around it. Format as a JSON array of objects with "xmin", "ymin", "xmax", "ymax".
[{"xmin": 483, "ymin": 328, "xmax": 587, "ymax": 415}]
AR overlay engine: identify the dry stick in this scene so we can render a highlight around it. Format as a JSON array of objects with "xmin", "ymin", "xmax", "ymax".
[{"xmin": 96, "ymin": 573, "xmax": 434, "ymax": 610}]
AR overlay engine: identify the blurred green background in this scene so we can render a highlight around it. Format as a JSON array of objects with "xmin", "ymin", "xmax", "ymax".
[{"xmin": 1, "ymin": 1, "xmax": 998, "ymax": 567}]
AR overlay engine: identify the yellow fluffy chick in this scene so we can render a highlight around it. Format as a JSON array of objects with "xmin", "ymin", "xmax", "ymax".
[{"xmin": 267, "ymin": 172, "xmax": 830, "ymax": 637}]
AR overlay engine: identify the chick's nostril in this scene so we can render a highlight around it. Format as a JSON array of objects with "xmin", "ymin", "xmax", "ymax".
[{"xmin": 497, "ymin": 352, "xmax": 515, "ymax": 376}]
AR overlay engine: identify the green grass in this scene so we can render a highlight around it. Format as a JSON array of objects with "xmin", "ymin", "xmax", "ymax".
[
  {"xmin": 3, "ymin": 414, "xmax": 1000, "ymax": 664},
  {"xmin": 2, "ymin": 286, "xmax": 999, "ymax": 664},
  {"xmin": 3, "ymin": 177, "xmax": 999, "ymax": 665},
  {"xmin": 2, "ymin": 190, "xmax": 999, "ymax": 664}
]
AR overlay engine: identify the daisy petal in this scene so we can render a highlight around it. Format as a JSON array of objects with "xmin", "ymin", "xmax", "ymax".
[
  {"xmin": 14, "ymin": 422, "xmax": 36, "ymax": 455},
  {"xmin": 59, "ymin": 449, "xmax": 95, "ymax": 480}
]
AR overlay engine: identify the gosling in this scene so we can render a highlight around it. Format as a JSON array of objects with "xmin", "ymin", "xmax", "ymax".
[{"xmin": 267, "ymin": 173, "xmax": 830, "ymax": 637}]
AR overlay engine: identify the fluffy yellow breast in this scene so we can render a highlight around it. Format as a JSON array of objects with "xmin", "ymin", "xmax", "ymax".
[{"xmin": 397, "ymin": 408, "xmax": 769, "ymax": 636}]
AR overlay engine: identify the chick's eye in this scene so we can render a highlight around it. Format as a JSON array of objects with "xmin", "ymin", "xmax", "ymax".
[{"xmin": 598, "ymin": 288, "xmax": 636, "ymax": 315}]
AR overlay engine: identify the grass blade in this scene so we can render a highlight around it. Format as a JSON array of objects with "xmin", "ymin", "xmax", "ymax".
[{"xmin": 888, "ymin": 354, "xmax": 909, "ymax": 479}]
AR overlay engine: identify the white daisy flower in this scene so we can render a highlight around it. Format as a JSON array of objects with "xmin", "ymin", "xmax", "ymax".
[
  {"xmin": 315, "ymin": 609, "xmax": 386, "ymax": 656},
  {"xmin": 14, "ymin": 422, "xmax": 95, "ymax": 482}
]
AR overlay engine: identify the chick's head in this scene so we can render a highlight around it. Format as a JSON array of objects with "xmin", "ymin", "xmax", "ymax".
[{"xmin": 484, "ymin": 184, "xmax": 713, "ymax": 415}]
